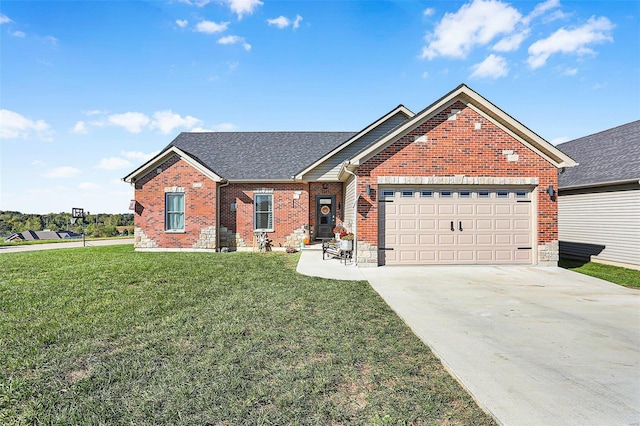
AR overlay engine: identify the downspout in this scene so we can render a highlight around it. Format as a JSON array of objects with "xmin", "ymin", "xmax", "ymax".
[
  {"xmin": 217, "ymin": 179, "xmax": 230, "ymax": 251},
  {"xmin": 342, "ymin": 165, "xmax": 358, "ymax": 266}
]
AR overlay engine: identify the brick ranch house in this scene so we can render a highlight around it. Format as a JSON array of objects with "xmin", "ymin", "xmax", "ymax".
[{"xmin": 123, "ymin": 84, "xmax": 577, "ymax": 266}]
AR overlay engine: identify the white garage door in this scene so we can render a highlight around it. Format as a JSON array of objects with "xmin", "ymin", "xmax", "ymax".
[{"xmin": 378, "ymin": 188, "xmax": 534, "ymax": 265}]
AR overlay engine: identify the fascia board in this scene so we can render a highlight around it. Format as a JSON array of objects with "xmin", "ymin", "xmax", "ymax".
[
  {"xmin": 123, "ymin": 146, "xmax": 223, "ymax": 183},
  {"xmin": 295, "ymin": 105, "xmax": 415, "ymax": 180}
]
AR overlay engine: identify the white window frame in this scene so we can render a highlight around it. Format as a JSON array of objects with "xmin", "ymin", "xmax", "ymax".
[
  {"xmin": 165, "ymin": 192, "xmax": 185, "ymax": 232},
  {"xmin": 254, "ymin": 193, "xmax": 274, "ymax": 232}
]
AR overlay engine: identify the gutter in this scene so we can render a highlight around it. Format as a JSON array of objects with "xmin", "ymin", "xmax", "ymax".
[
  {"xmin": 342, "ymin": 163, "xmax": 359, "ymax": 266},
  {"xmin": 559, "ymin": 178, "xmax": 640, "ymax": 192},
  {"xmin": 217, "ymin": 179, "xmax": 230, "ymax": 251}
]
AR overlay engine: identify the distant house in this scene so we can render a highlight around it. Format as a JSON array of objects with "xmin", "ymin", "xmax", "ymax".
[
  {"xmin": 557, "ymin": 120, "xmax": 640, "ymax": 270},
  {"xmin": 4, "ymin": 230, "xmax": 82, "ymax": 243},
  {"xmin": 124, "ymin": 84, "xmax": 577, "ymax": 266}
]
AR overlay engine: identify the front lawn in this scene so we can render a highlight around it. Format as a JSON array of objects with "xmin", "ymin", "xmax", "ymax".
[
  {"xmin": 560, "ymin": 258, "xmax": 640, "ymax": 290},
  {"xmin": 0, "ymin": 246, "xmax": 494, "ymax": 425}
]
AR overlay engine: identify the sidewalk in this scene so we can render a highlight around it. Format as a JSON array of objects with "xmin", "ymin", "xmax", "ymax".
[
  {"xmin": 0, "ymin": 238, "xmax": 134, "ymax": 253},
  {"xmin": 296, "ymin": 245, "xmax": 366, "ymax": 281}
]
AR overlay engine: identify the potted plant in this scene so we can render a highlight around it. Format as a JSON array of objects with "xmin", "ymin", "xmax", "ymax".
[{"xmin": 339, "ymin": 231, "xmax": 354, "ymax": 251}]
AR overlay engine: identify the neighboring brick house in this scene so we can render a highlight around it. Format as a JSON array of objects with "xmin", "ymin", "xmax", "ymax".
[{"xmin": 123, "ymin": 84, "xmax": 576, "ymax": 266}]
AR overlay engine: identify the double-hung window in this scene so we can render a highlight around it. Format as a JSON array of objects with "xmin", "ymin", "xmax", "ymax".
[
  {"xmin": 165, "ymin": 193, "xmax": 185, "ymax": 231},
  {"xmin": 254, "ymin": 193, "xmax": 273, "ymax": 231}
]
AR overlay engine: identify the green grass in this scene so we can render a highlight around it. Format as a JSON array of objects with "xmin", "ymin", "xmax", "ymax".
[
  {"xmin": 560, "ymin": 258, "xmax": 640, "ymax": 289},
  {"xmin": 0, "ymin": 246, "xmax": 493, "ymax": 425}
]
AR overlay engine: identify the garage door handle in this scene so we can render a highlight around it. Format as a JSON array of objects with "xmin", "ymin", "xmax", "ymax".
[
  {"xmin": 459, "ymin": 221, "xmax": 463, "ymax": 232},
  {"xmin": 450, "ymin": 221, "xmax": 454, "ymax": 232}
]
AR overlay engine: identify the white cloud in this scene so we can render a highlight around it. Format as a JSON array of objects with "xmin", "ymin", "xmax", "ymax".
[
  {"xmin": 423, "ymin": 8, "xmax": 436, "ymax": 17},
  {"xmin": 195, "ymin": 20, "xmax": 229, "ymax": 34},
  {"xmin": 150, "ymin": 110, "xmax": 202, "ymax": 134},
  {"xmin": 96, "ymin": 157, "xmax": 132, "ymax": 170},
  {"xmin": 527, "ymin": 16, "xmax": 614, "ymax": 69},
  {"xmin": 32, "ymin": 160, "xmax": 47, "ymax": 166},
  {"xmin": 213, "ymin": 123, "xmax": 236, "ymax": 131},
  {"xmin": 493, "ymin": 29, "xmax": 529, "ymax": 52},
  {"xmin": 85, "ymin": 109, "xmax": 106, "ymax": 116},
  {"xmin": 267, "ymin": 15, "xmax": 303, "ymax": 30},
  {"xmin": 267, "ymin": 16, "xmax": 290, "ymax": 29},
  {"xmin": 470, "ymin": 54, "xmax": 509, "ymax": 79},
  {"xmin": 523, "ymin": 0, "xmax": 560, "ymax": 25},
  {"xmin": 78, "ymin": 182, "xmax": 101, "ymax": 190},
  {"xmin": 0, "ymin": 14, "xmax": 11, "ymax": 25},
  {"xmin": 178, "ymin": 0, "xmax": 211, "ymax": 7},
  {"xmin": 12, "ymin": 30, "xmax": 25, "ymax": 37},
  {"xmin": 421, "ymin": 0, "xmax": 522, "ymax": 59},
  {"xmin": 176, "ymin": 19, "xmax": 189, "ymax": 28},
  {"xmin": 45, "ymin": 35, "xmax": 58, "ymax": 45},
  {"xmin": 0, "ymin": 109, "xmax": 52, "ymax": 141},
  {"xmin": 563, "ymin": 67, "xmax": 578, "ymax": 76},
  {"xmin": 121, "ymin": 150, "xmax": 159, "ymax": 162},
  {"xmin": 43, "ymin": 166, "xmax": 82, "ymax": 178},
  {"xmin": 108, "ymin": 112, "xmax": 151, "ymax": 133},
  {"xmin": 226, "ymin": 0, "xmax": 263, "ymax": 19},
  {"xmin": 218, "ymin": 35, "xmax": 251, "ymax": 51},
  {"xmin": 422, "ymin": 71, "xmax": 429, "ymax": 79},
  {"xmin": 72, "ymin": 121, "xmax": 88, "ymax": 134}
]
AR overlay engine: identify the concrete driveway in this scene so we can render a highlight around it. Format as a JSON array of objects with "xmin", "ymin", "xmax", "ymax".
[{"xmin": 359, "ymin": 265, "xmax": 640, "ymax": 426}]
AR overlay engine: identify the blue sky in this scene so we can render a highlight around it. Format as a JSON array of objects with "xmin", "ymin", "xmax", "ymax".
[{"xmin": 1, "ymin": 0, "xmax": 638, "ymax": 214}]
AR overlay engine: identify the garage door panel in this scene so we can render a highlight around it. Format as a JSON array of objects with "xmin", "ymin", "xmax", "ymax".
[
  {"xmin": 476, "ymin": 205, "xmax": 493, "ymax": 215},
  {"xmin": 420, "ymin": 205, "xmax": 436, "ymax": 214},
  {"xmin": 380, "ymin": 187, "xmax": 534, "ymax": 265},
  {"xmin": 476, "ymin": 235, "xmax": 493, "ymax": 245},
  {"xmin": 476, "ymin": 219, "xmax": 493, "ymax": 230},
  {"xmin": 458, "ymin": 250, "xmax": 475, "ymax": 261},
  {"xmin": 495, "ymin": 205, "xmax": 511, "ymax": 215},
  {"xmin": 458, "ymin": 234, "xmax": 474, "ymax": 245},
  {"xmin": 457, "ymin": 204, "xmax": 474, "ymax": 215},
  {"xmin": 400, "ymin": 234, "xmax": 416, "ymax": 245},
  {"xmin": 495, "ymin": 234, "xmax": 512, "ymax": 245},
  {"xmin": 438, "ymin": 205, "xmax": 454, "ymax": 215},
  {"xmin": 419, "ymin": 219, "xmax": 436, "ymax": 230},
  {"xmin": 399, "ymin": 219, "xmax": 417, "ymax": 230},
  {"xmin": 419, "ymin": 234, "xmax": 436, "ymax": 245},
  {"xmin": 495, "ymin": 220, "xmax": 512, "ymax": 230},
  {"xmin": 438, "ymin": 234, "xmax": 455, "ymax": 245},
  {"xmin": 400, "ymin": 204, "xmax": 416, "ymax": 215}
]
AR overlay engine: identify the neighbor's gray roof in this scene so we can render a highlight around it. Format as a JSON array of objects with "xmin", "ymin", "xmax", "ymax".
[
  {"xmin": 557, "ymin": 120, "xmax": 640, "ymax": 189},
  {"xmin": 165, "ymin": 132, "xmax": 357, "ymax": 180}
]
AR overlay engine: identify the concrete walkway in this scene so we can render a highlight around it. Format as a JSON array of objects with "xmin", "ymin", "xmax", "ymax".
[
  {"xmin": 0, "ymin": 238, "xmax": 134, "ymax": 253},
  {"xmin": 297, "ymin": 251, "xmax": 640, "ymax": 426}
]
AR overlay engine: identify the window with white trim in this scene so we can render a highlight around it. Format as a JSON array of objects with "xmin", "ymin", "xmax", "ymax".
[
  {"xmin": 165, "ymin": 193, "xmax": 185, "ymax": 231},
  {"xmin": 254, "ymin": 193, "xmax": 273, "ymax": 231}
]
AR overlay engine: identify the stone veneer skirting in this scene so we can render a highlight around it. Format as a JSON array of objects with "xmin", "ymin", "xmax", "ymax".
[
  {"xmin": 134, "ymin": 227, "xmax": 158, "ymax": 249},
  {"xmin": 538, "ymin": 240, "xmax": 559, "ymax": 267},
  {"xmin": 355, "ymin": 241, "xmax": 378, "ymax": 267},
  {"xmin": 194, "ymin": 226, "xmax": 217, "ymax": 250}
]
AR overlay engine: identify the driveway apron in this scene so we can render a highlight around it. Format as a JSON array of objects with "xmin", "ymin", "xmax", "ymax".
[{"xmin": 359, "ymin": 265, "xmax": 640, "ymax": 426}]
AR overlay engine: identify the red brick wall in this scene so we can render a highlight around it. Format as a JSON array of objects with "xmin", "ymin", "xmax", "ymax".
[
  {"xmin": 134, "ymin": 155, "xmax": 217, "ymax": 248},
  {"xmin": 219, "ymin": 183, "xmax": 310, "ymax": 248},
  {"xmin": 357, "ymin": 101, "xmax": 558, "ymax": 245}
]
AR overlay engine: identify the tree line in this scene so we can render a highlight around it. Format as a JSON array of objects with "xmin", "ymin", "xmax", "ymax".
[{"xmin": 0, "ymin": 211, "xmax": 134, "ymax": 238}]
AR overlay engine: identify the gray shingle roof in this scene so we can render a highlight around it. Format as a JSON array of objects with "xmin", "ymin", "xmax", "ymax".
[
  {"xmin": 557, "ymin": 120, "xmax": 640, "ymax": 188},
  {"xmin": 165, "ymin": 132, "xmax": 356, "ymax": 180}
]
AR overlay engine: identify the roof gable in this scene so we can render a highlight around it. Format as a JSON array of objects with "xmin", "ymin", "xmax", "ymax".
[
  {"xmin": 295, "ymin": 105, "xmax": 414, "ymax": 181},
  {"xmin": 123, "ymin": 146, "xmax": 224, "ymax": 183},
  {"xmin": 349, "ymin": 84, "xmax": 577, "ymax": 169},
  {"xmin": 557, "ymin": 120, "xmax": 640, "ymax": 189}
]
